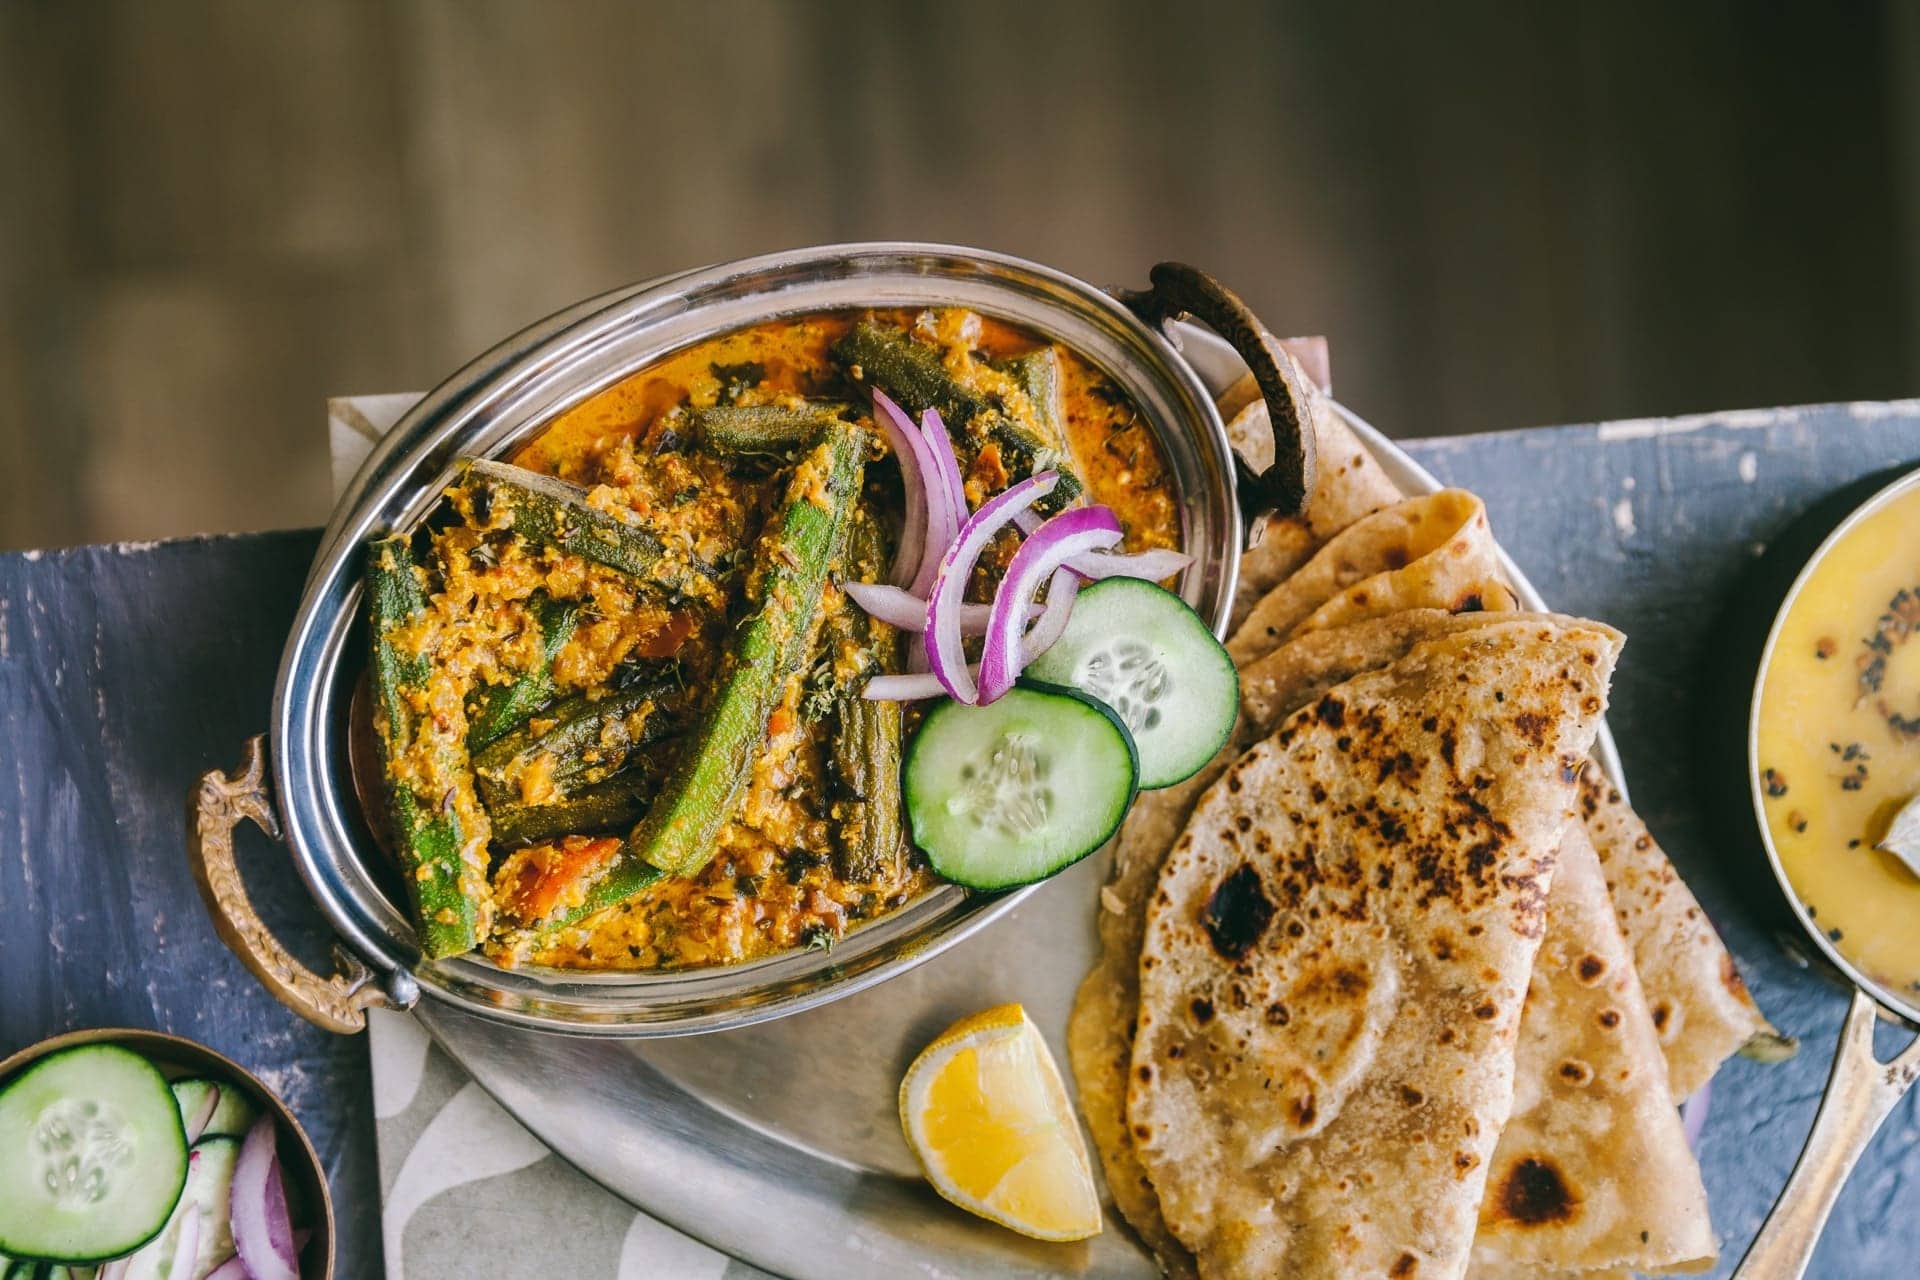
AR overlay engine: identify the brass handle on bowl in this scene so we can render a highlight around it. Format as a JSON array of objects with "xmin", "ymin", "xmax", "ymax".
[
  {"xmin": 189, "ymin": 735, "xmax": 404, "ymax": 1035},
  {"xmin": 1116, "ymin": 262, "xmax": 1318, "ymax": 523},
  {"xmin": 1731, "ymin": 989, "xmax": 1920, "ymax": 1278}
]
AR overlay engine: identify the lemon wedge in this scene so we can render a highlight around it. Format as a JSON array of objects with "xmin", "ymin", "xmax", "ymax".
[{"xmin": 898, "ymin": 1003, "xmax": 1102, "ymax": 1242}]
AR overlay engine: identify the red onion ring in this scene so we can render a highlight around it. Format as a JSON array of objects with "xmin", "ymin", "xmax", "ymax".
[
  {"xmin": 977, "ymin": 507, "xmax": 1122, "ymax": 703},
  {"xmin": 924, "ymin": 471, "xmax": 1058, "ymax": 703},
  {"xmin": 843, "ymin": 582, "xmax": 1033, "ymax": 634},
  {"xmin": 203, "ymin": 1230, "xmax": 311, "ymax": 1280},
  {"xmin": 870, "ymin": 390, "xmax": 934, "ymax": 590},
  {"xmin": 232, "ymin": 1115, "xmax": 299, "ymax": 1280},
  {"xmin": 864, "ymin": 670, "xmax": 963, "ymax": 701},
  {"xmin": 912, "ymin": 406, "xmax": 968, "ymax": 599},
  {"xmin": 1011, "ymin": 509, "xmax": 1191, "ymax": 582},
  {"xmin": 1017, "ymin": 567, "xmax": 1082, "ymax": 666}
]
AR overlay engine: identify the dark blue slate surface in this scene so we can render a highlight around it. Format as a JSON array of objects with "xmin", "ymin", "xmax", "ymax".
[
  {"xmin": 2, "ymin": 400, "xmax": 1917, "ymax": 1278},
  {"xmin": 0, "ymin": 530, "xmax": 380, "ymax": 1277}
]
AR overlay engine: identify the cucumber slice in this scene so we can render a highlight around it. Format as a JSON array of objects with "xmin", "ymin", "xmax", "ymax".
[
  {"xmin": 0, "ymin": 1045, "xmax": 189, "ymax": 1264},
  {"xmin": 121, "ymin": 1137, "xmax": 239, "ymax": 1280},
  {"xmin": 170, "ymin": 1079, "xmax": 258, "ymax": 1142},
  {"xmin": 1023, "ymin": 577, "xmax": 1238, "ymax": 789},
  {"xmin": 905, "ymin": 680, "xmax": 1138, "ymax": 889}
]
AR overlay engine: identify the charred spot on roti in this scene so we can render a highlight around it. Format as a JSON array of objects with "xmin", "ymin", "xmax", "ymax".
[
  {"xmin": 1266, "ymin": 1002, "xmax": 1291, "ymax": 1025},
  {"xmin": 1456, "ymin": 593, "xmax": 1486, "ymax": 613},
  {"xmin": 1315, "ymin": 695, "xmax": 1348, "ymax": 728},
  {"xmin": 1204, "ymin": 864, "xmax": 1276, "ymax": 959},
  {"xmin": 1576, "ymin": 954, "xmax": 1608, "ymax": 984},
  {"xmin": 1513, "ymin": 712, "xmax": 1551, "ymax": 748},
  {"xmin": 1453, "ymin": 1150, "xmax": 1481, "ymax": 1177},
  {"xmin": 1495, "ymin": 1157, "xmax": 1579, "ymax": 1226},
  {"xmin": 1558, "ymin": 1058, "xmax": 1595, "ymax": 1086},
  {"xmin": 1473, "ymin": 1001, "xmax": 1499, "ymax": 1021},
  {"xmin": 1399, "ymin": 1085, "xmax": 1425, "ymax": 1106},
  {"xmin": 1391, "ymin": 1253, "xmax": 1419, "ymax": 1277},
  {"xmin": 1597, "ymin": 1008, "xmax": 1622, "ymax": 1030}
]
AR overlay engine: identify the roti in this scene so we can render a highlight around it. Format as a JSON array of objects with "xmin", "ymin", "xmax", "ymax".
[
  {"xmin": 1128, "ymin": 619, "xmax": 1620, "ymax": 1279},
  {"xmin": 1226, "ymin": 490, "xmax": 1516, "ymax": 665},
  {"xmin": 1068, "ymin": 382, "xmax": 1406, "ymax": 1274},
  {"xmin": 1468, "ymin": 822, "xmax": 1715, "ymax": 1276},
  {"xmin": 1577, "ymin": 762, "xmax": 1783, "ymax": 1097},
  {"xmin": 1226, "ymin": 378, "xmax": 1402, "ymax": 627}
]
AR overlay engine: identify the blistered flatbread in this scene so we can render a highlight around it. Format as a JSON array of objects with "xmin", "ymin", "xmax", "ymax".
[
  {"xmin": 1468, "ymin": 823, "xmax": 1715, "ymax": 1277},
  {"xmin": 1577, "ymin": 762, "xmax": 1783, "ymax": 1098},
  {"xmin": 1226, "ymin": 378, "xmax": 1401, "ymax": 629},
  {"xmin": 1226, "ymin": 490, "xmax": 1516, "ymax": 665},
  {"xmin": 1068, "ymin": 384, "xmax": 1404, "ymax": 1272},
  {"xmin": 1129, "ymin": 620, "xmax": 1620, "ymax": 1280}
]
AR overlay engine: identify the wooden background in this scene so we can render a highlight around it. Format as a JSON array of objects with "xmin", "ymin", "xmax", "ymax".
[{"xmin": 1, "ymin": 0, "xmax": 1917, "ymax": 551}]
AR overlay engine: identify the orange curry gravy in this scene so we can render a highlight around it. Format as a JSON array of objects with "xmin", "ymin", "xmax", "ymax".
[{"xmin": 466, "ymin": 309, "xmax": 1179, "ymax": 970}]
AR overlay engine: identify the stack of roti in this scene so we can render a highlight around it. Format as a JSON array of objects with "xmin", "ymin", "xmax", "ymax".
[{"xmin": 1069, "ymin": 348, "xmax": 1780, "ymax": 1279}]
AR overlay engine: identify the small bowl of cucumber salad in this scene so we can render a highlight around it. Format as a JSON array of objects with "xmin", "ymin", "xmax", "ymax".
[{"xmin": 0, "ymin": 1028, "xmax": 331, "ymax": 1280}]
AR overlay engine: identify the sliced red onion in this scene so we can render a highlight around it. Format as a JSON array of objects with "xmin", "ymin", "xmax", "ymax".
[
  {"xmin": 924, "ymin": 471, "xmax": 1059, "ymax": 703},
  {"xmin": 862, "ymin": 575, "xmax": 1075, "ymax": 702},
  {"xmin": 1011, "ymin": 509, "xmax": 1192, "ymax": 582},
  {"xmin": 1018, "ymin": 567, "xmax": 1082, "ymax": 662},
  {"xmin": 977, "ymin": 507, "xmax": 1122, "ymax": 703},
  {"xmin": 912, "ymin": 405, "xmax": 968, "ymax": 599},
  {"xmin": 864, "ymin": 670, "xmax": 964, "ymax": 701},
  {"xmin": 843, "ymin": 582, "xmax": 1033, "ymax": 634},
  {"xmin": 203, "ymin": 1227, "xmax": 312, "ymax": 1280},
  {"xmin": 1680, "ymin": 1080, "xmax": 1712, "ymax": 1152},
  {"xmin": 870, "ymin": 390, "xmax": 932, "ymax": 590},
  {"xmin": 1067, "ymin": 546, "xmax": 1193, "ymax": 581},
  {"xmin": 183, "ymin": 1084, "xmax": 221, "ymax": 1144},
  {"xmin": 232, "ymin": 1116, "xmax": 299, "ymax": 1280},
  {"xmin": 167, "ymin": 1203, "xmax": 203, "ymax": 1280}
]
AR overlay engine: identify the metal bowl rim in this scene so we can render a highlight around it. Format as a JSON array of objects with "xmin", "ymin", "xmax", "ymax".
[
  {"xmin": 271, "ymin": 242, "xmax": 1244, "ymax": 1037},
  {"xmin": 1746, "ymin": 462, "xmax": 1920, "ymax": 1026},
  {"xmin": 0, "ymin": 1026, "xmax": 337, "ymax": 1278}
]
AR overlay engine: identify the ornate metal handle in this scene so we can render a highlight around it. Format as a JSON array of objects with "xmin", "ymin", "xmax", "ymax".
[
  {"xmin": 1732, "ymin": 989, "xmax": 1920, "ymax": 1278},
  {"xmin": 188, "ymin": 735, "xmax": 408, "ymax": 1034},
  {"xmin": 1116, "ymin": 262, "xmax": 1318, "ymax": 524}
]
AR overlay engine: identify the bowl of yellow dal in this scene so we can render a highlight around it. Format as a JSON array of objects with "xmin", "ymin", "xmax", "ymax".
[{"xmin": 1750, "ymin": 463, "xmax": 1920, "ymax": 1023}]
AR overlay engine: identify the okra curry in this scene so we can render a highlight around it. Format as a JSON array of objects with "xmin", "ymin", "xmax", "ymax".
[{"xmin": 365, "ymin": 309, "xmax": 1180, "ymax": 969}]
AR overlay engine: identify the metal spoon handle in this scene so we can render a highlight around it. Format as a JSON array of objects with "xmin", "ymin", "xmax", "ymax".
[{"xmin": 1733, "ymin": 989, "xmax": 1920, "ymax": 1279}]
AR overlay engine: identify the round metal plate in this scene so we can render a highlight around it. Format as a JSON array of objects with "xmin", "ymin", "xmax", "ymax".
[{"xmin": 416, "ymin": 325, "xmax": 1626, "ymax": 1278}]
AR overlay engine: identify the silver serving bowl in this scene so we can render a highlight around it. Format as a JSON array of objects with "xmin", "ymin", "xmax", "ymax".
[{"xmin": 194, "ymin": 243, "xmax": 1298, "ymax": 1037}]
